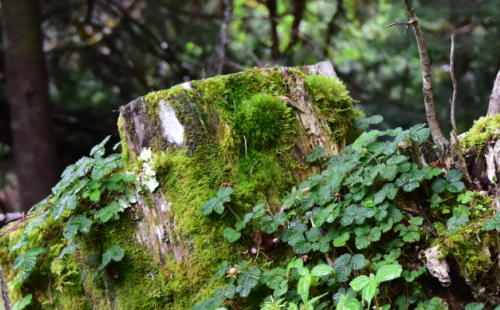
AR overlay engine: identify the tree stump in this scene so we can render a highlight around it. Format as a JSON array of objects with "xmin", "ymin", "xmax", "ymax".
[{"xmin": 0, "ymin": 61, "xmax": 363, "ymax": 309}]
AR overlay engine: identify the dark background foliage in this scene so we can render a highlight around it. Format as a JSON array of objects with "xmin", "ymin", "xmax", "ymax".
[{"xmin": 0, "ymin": 0, "xmax": 499, "ymax": 212}]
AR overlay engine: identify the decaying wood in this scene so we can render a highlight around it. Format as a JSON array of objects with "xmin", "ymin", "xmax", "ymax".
[
  {"xmin": 421, "ymin": 245, "xmax": 451, "ymax": 287},
  {"xmin": 487, "ymin": 69, "xmax": 500, "ymax": 116}
]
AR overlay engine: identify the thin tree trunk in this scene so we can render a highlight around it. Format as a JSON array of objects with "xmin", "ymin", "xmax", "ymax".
[
  {"xmin": 266, "ymin": 0, "xmax": 280, "ymax": 60},
  {"xmin": 1, "ymin": 0, "xmax": 56, "ymax": 211},
  {"xmin": 487, "ymin": 69, "xmax": 500, "ymax": 115}
]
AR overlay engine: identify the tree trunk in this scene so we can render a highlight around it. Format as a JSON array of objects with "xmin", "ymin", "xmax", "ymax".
[
  {"xmin": 487, "ymin": 69, "xmax": 500, "ymax": 115},
  {"xmin": 1, "ymin": 0, "xmax": 56, "ymax": 212},
  {"xmin": 0, "ymin": 61, "xmax": 362, "ymax": 309}
]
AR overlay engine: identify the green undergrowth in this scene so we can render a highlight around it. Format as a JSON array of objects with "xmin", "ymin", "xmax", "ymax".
[
  {"xmin": 194, "ymin": 115, "xmax": 500, "ymax": 310},
  {"xmin": 0, "ymin": 66, "xmax": 366, "ymax": 309},
  {"xmin": 461, "ymin": 113, "xmax": 500, "ymax": 152}
]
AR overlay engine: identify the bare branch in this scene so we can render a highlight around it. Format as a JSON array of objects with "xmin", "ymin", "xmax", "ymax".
[
  {"xmin": 393, "ymin": 0, "xmax": 449, "ymax": 153},
  {"xmin": 487, "ymin": 69, "xmax": 500, "ymax": 115},
  {"xmin": 385, "ymin": 20, "xmax": 415, "ymax": 33},
  {"xmin": 449, "ymin": 34, "xmax": 458, "ymax": 134}
]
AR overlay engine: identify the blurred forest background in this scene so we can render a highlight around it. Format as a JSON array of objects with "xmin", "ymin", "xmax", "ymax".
[{"xmin": 0, "ymin": 0, "xmax": 499, "ymax": 213}]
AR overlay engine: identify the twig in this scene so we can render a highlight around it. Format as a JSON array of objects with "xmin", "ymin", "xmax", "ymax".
[
  {"xmin": 250, "ymin": 161, "xmax": 258, "ymax": 174},
  {"xmin": 449, "ymin": 34, "xmax": 458, "ymax": 134},
  {"xmin": 385, "ymin": 20, "xmax": 415, "ymax": 33},
  {"xmin": 243, "ymin": 136, "xmax": 248, "ymax": 157},
  {"xmin": 387, "ymin": 0, "xmax": 449, "ymax": 153},
  {"xmin": 48, "ymin": 271, "xmax": 53, "ymax": 305}
]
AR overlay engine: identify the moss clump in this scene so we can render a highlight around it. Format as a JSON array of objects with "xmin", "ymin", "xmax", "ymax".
[
  {"xmin": 236, "ymin": 94, "xmax": 296, "ymax": 151},
  {"xmin": 461, "ymin": 114, "xmax": 500, "ymax": 152},
  {"xmin": 305, "ymin": 75, "xmax": 364, "ymax": 141}
]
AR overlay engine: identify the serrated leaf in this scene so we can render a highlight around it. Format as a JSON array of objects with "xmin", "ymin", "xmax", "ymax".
[
  {"xmin": 298, "ymin": 274, "xmax": 312, "ymax": 303},
  {"xmin": 88, "ymin": 189, "xmax": 101, "ymax": 202},
  {"xmin": 350, "ymin": 275, "xmax": 369, "ymax": 291},
  {"xmin": 352, "ymin": 130, "xmax": 380, "ymax": 151},
  {"xmin": 123, "ymin": 174, "xmax": 136, "ymax": 183},
  {"xmin": 10, "ymin": 235, "xmax": 30, "ymax": 254},
  {"xmin": 215, "ymin": 261, "xmax": 230, "ymax": 279},
  {"xmin": 465, "ymin": 303, "xmax": 484, "ymax": 310},
  {"xmin": 311, "ymin": 264, "xmax": 333, "ymax": 277},
  {"xmin": 446, "ymin": 169, "xmax": 463, "ymax": 183},
  {"xmin": 431, "ymin": 178, "xmax": 447, "ymax": 193},
  {"xmin": 14, "ymin": 247, "xmax": 44, "ymax": 272},
  {"xmin": 99, "ymin": 245, "xmax": 125, "ymax": 270},
  {"xmin": 362, "ymin": 280, "xmax": 378, "ymax": 306},
  {"xmin": 95, "ymin": 202, "xmax": 122, "ymax": 222},
  {"xmin": 334, "ymin": 254, "xmax": 352, "ymax": 282},
  {"xmin": 142, "ymin": 176, "xmax": 159, "ymax": 193},
  {"xmin": 225, "ymin": 284, "xmax": 236, "ymax": 299},
  {"xmin": 351, "ymin": 254, "xmax": 366, "ymax": 270},
  {"xmin": 333, "ymin": 232, "xmax": 350, "ymax": 247},
  {"xmin": 223, "ymin": 227, "xmax": 241, "ymax": 242},
  {"xmin": 410, "ymin": 127, "xmax": 430, "ymax": 142},
  {"xmin": 380, "ymin": 165, "xmax": 398, "ymax": 181},
  {"xmin": 237, "ymin": 266, "xmax": 261, "ymax": 297},
  {"xmin": 58, "ymin": 241, "xmax": 78, "ymax": 259},
  {"xmin": 353, "ymin": 115, "xmax": 383, "ymax": 130},
  {"xmin": 387, "ymin": 155, "xmax": 409, "ymax": 165},
  {"xmin": 355, "ymin": 227, "xmax": 381, "ymax": 249},
  {"xmin": 375, "ymin": 264, "xmax": 402, "ymax": 282},
  {"xmin": 447, "ymin": 181, "xmax": 465, "ymax": 193},
  {"xmin": 25, "ymin": 211, "xmax": 51, "ymax": 233},
  {"xmin": 306, "ymin": 146, "xmax": 329, "ymax": 162},
  {"xmin": 64, "ymin": 215, "xmax": 93, "ymax": 239},
  {"xmin": 11, "ymin": 294, "xmax": 32, "ymax": 310},
  {"xmin": 305, "ymin": 227, "xmax": 321, "ymax": 242},
  {"xmin": 90, "ymin": 136, "xmax": 111, "ymax": 158}
]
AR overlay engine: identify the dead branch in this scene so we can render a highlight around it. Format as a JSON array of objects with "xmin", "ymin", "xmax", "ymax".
[
  {"xmin": 387, "ymin": 0, "xmax": 449, "ymax": 154},
  {"xmin": 449, "ymin": 34, "xmax": 458, "ymax": 134},
  {"xmin": 487, "ymin": 69, "xmax": 500, "ymax": 115},
  {"xmin": 206, "ymin": 0, "xmax": 232, "ymax": 76}
]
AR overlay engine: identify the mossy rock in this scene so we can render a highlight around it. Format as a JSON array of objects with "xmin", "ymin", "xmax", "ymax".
[{"xmin": 0, "ymin": 61, "xmax": 363, "ymax": 310}]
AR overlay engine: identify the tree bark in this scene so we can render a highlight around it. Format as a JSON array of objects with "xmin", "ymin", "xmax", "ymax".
[
  {"xmin": 487, "ymin": 69, "xmax": 500, "ymax": 115},
  {"xmin": 1, "ymin": 0, "xmax": 56, "ymax": 211}
]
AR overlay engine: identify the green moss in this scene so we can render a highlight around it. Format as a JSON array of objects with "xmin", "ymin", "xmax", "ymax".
[
  {"xmin": 461, "ymin": 114, "xmax": 500, "ymax": 152},
  {"xmin": 305, "ymin": 75, "xmax": 364, "ymax": 141},
  {"xmin": 236, "ymin": 94, "xmax": 296, "ymax": 151}
]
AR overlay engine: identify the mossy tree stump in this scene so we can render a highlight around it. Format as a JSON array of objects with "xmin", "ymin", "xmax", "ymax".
[{"xmin": 0, "ymin": 61, "xmax": 362, "ymax": 309}]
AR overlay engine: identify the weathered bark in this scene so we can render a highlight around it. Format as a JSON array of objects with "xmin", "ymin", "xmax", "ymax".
[
  {"xmin": 1, "ymin": 0, "xmax": 56, "ymax": 212},
  {"xmin": 487, "ymin": 69, "xmax": 500, "ymax": 115}
]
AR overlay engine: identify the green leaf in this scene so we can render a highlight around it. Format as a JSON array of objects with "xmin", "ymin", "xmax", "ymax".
[
  {"xmin": 14, "ymin": 247, "xmax": 44, "ymax": 272},
  {"xmin": 355, "ymin": 226, "xmax": 381, "ymax": 249},
  {"xmin": 58, "ymin": 240, "xmax": 78, "ymax": 259},
  {"xmin": 11, "ymin": 294, "xmax": 32, "ymax": 310},
  {"xmin": 334, "ymin": 254, "xmax": 352, "ymax": 282},
  {"xmin": 353, "ymin": 115, "xmax": 383, "ymax": 130},
  {"xmin": 352, "ymin": 130, "xmax": 380, "ymax": 151},
  {"xmin": 333, "ymin": 232, "xmax": 350, "ymax": 247},
  {"xmin": 25, "ymin": 211, "xmax": 51, "ymax": 233},
  {"xmin": 297, "ymin": 274, "xmax": 312, "ymax": 303},
  {"xmin": 223, "ymin": 227, "xmax": 241, "ymax": 242},
  {"xmin": 90, "ymin": 136, "xmax": 111, "ymax": 158},
  {"xmin": 305, "ymin": 227, "xmax": 321, "ymax": 242},
  {"xmin": 10, "ymin": 235, "xmax": 30, "ymax": 254},
  {"xmin": 351, "ymin": 254, "xmax": 366, "ymax": 270},
  {"xmin": 311, "ymin": 264, "xmax": 334, "ymax": 277},
  {"xmin": 88, "ymin": 189, "xmax": 101, "ymax": 202},
  {"xmin": 123, "ymin": 173, "xmax": 136, "ymax": 183},
  {"xmin": 410, "ymin": 127, "xmax": 430, "ymax": 142},
  {"xmin": 447, "ymin": 181, "xmax": 465, "ymax": 193},
  {"xmin": 350, "ymin": 275, "xmax": 369, "ymax": 291},
  {"xmin": 237, "ymin": 266, "xmax": 261, "ymax": 297},
  {"xmin": 375, "ymin": 264, "xmax": 402, "ymax": 282},
  {"xmin": 431, "ymin": 178, "xmax": 447, "ymax": 193},
  {"xmin": 380, "ymin": 165, "xmax": 398, "ymax": 181},
  {"xmin": 446, "ymin": 169, "xmax": 463, "ymax": 183},
  {"xmin": 99, "ymin": 245, "xmax": 125, "ymax": 270},
  {"xmin": 215, "ymin": 261, "xmax": 230, "ymax": 280},
  {"xmin": 306, "ymin": 146, "xmax": 329, "ymax": 162},
  {"xmin": 95, "ymin": 202, "xmax": 122, "ymax": 222},
  {"xmin": 362, "ymin": 278, "xmax": 378, "ymax": 306},
  {"xmin": 465, "ymin": 303, "xmax": 484, "ymax": 310},
  {"xmin": 64, "ymin": 215, "xmax": 93, "ymax": 239}
]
